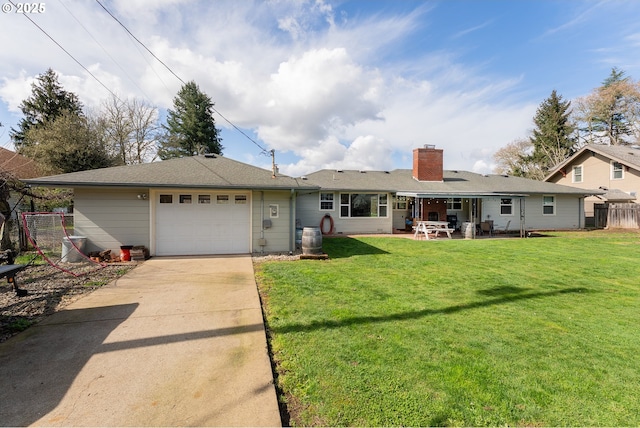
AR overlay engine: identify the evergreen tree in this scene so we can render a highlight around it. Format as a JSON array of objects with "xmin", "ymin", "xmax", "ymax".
[
  {"xmin": 158, "ymin": 81, "xmax": 222, "ymax": 159},
  {"xmin": 10, "ymin": 68, "xmax": 83, "ymax": 149},
  {"xmin": 527, "ymin": 90, "xmax": 575, "ymax": 177}
]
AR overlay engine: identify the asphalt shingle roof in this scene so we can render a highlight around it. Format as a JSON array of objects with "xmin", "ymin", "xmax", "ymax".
[
  {"xmin": 24, "ymin": 154, "xmax": 318, "ymax": 190},
  {"xmin": 24, "ymin": 153, "xmax": 600, "ymax": 196},
  {"xmin": 546, "ymin": 144, "xmax": 640, "ymax": 181},
  {"xmin": 303, "ymin": 168, "xmax": 600, "ymax": 196}
]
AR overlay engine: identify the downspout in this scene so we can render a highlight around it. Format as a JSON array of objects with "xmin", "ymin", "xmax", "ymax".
[
  {"xmin": 260, "ymin": 191, "xmax": 265, "ymax": 254},
  {"xmin": 289, "ymin": 189, "xmax": 295, "ymax": 255}
]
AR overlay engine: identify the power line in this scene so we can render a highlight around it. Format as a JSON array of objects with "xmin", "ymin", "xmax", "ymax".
[
  {"xmin": 10, "ymin": 0, "xmax": 121, "ymax": 102},
  {"xmin": 94, "ymin": 0, "xmax": 186, "ymax": 86},
  {"xmin": 94, "ymin": 0, "xmax": 270, "ymax": 154},
  {"xmin": 59, "ymin": 0, "xmax": 153, "ymax": 101}
]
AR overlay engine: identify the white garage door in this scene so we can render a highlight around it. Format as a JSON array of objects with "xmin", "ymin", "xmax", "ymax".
[{"xmin": 155, "ymin": 191, "xmax": 251, "ymax": 255}]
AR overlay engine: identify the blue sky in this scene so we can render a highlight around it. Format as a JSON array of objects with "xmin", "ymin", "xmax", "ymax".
[{"xmin": 1, "ymin": 0, "xmax": 639, "ymax": 176}]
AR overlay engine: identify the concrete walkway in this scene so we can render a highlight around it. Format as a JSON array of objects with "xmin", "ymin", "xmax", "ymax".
[{"xmin": 0, "ymin": 256, "xmax": 282, "ymax": 427}]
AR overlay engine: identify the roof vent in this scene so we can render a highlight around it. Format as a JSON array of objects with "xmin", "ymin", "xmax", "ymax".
[
  {"xmin": 204, "ymin": 153, "xmax": 216, "ymax": 158},
  {"xmin": 359, "ymin": 170, "xmax": 366, "ymax": 173},
  {"xmin": 502, "ymin": 174, "xmax": 509, "ymax": 178},
  {"xmin": 336, "ymin": 169, "xmax": 343, "ymax": 173},
  {"xmin": 301, "ymin": 176, "xmax": 307, "ymax": 180}
]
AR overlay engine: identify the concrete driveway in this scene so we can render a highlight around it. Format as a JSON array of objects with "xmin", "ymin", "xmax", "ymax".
[{"xmin": 0, "ymin": 256, "xmax": 281, "ymax": 427}]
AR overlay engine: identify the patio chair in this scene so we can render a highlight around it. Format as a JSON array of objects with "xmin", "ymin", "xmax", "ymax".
[
  {"xmin": 494, "ymin": 220, "xmax": 511, "ymax": 234},
  {"xmin": 480, "ymin": 221, "xmax": 493, "ymax": 236}
]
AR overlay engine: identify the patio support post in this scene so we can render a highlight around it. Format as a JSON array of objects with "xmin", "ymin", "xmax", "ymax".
[{"xmin": 289, "ymin": 189, "xmax": 295, "ymax": 254}]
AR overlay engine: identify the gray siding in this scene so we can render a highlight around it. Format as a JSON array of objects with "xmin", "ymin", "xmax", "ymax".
[
  {"xmin": 297, "ymin": 191, "xmax": 393, "ymax": 235},
  {"xmin": 251, "ymin": 190, "xmax": 293, "ymax": 253},
  {"xmin": 481, "ymin": 195, "xmax": 583, "ymax": 231},
  {"xmin": 74, "ymin": 188, "xmax": 150, "ymax": 254}
]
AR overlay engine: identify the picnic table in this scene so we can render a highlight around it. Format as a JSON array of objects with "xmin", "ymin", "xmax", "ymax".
[{"xmin": 413, "ymin": 221, "xmax": 454, "ymax": 240}]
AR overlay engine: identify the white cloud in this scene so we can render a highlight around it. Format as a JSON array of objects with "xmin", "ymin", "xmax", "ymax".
[
  {"xmin": 0, "ymin": 72, "xmax": 34, "ymax": 113},
  {"xmin": 254, "ymin": 48, "xmax": 383, "ymax": 151}
]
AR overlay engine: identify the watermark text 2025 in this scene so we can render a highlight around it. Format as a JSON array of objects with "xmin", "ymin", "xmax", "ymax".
[{"xmin": 2, "ymin": 3, "xmax": 46, "ymax": 13}]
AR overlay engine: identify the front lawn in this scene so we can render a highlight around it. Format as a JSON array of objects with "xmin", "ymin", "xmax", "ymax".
[{"xmin": 256, "ymin": 231, "xmax": 640, "ymax": 426}]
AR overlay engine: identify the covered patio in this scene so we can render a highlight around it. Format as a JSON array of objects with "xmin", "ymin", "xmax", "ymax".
[{"xmin": 396, "ymin": 192, "xmax": 528, "ymax": 239}]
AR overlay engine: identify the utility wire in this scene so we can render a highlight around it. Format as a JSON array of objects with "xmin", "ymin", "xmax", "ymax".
[
  {"xmin": 59, "ymin": 0, "xmax": 153, "ymax": 101},
  {"xmin": 95, "ymin": 0, "xmax": 186, "ymax": 86},
  {"xmin": 11, "ymin": 0, "xmax": 121, "ymax": 102},
  {"xmin": 94, "ymin": 0, "xmax": 270, "ymax": 154}
]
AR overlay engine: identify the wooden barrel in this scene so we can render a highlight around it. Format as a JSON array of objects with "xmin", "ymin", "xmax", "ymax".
[{"xmin": 301, "ymin": 227, "xmax": 323, "ymax": 254}]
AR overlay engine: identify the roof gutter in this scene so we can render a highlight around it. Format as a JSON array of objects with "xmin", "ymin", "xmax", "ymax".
[
  {"xmin": 396, "ymin": 191, "xmax": 530, "ymax": 198},
  {"xmin": 22, "ymin": 180, "xmax": 320, "ymax": 191}
]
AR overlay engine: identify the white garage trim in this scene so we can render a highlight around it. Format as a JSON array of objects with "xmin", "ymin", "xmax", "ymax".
[{"xmin": 151, "ymin": 189, "xmax": 252, "ymax": 256}]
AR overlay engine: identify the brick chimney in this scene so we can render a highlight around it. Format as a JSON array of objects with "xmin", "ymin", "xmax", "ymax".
[{"xmin": 413, "ymin": 145, "xmax": 443, "ymax": 182}]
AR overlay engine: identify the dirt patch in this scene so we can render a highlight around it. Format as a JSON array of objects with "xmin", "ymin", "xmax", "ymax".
[{"xmin": 0, "ymin": 262, "xmax": 136, "ymax": 343}]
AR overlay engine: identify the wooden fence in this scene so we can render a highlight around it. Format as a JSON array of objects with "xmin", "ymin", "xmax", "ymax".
[{"xmin": 594, "ymin": 203, "xmax": 640, "ymax": 229}]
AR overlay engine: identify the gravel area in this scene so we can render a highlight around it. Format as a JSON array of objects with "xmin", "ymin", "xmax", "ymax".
[{"xmin": 0, "ymin": 262, "xmax": 136, "ymax": 343}]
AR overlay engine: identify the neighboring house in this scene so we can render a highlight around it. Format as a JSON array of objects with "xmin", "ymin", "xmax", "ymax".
[
  {"xmin": 0, "ymin": 147, "xmax": 41, "ymax": 180},
  {"xmin": 545, "ymin": 144, "xmax": 640, "ymax": 225},
  {"xmin": 297, "ymin": 145, "xmax": 599, "ymax": 236},
  {"xmin": 25, "ymin": 146, "xmax": 599, "ymax": 257},
  {"xmin": 0, "ymin": 147, "xmax": 42, "ymax": 213}
]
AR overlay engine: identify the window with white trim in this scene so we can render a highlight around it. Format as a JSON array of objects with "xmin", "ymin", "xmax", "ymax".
[
  {"xmin": 446, "ymin": 198, "xmax": 462, "ymax": 210},
  {"xmin": 543, "ymin": 195, "xmax": 555, "ymax": 215},
  {"xmin": 394, "ymin": 195, "xmax": 408, "ymax": 210},
  {"xmin": 572, "ymin": 165, "xmax": 583, "ymax": 183},
  {"xmin": 339, "ymin": 193, "xmax": 388, "ymax": 218},
  {"xmin": 611, "ymin": 161, "xmax": 624, "ymax": 180},
  {"xmin": 320, "ymin": 192, "xmax": 334, "ymax": 210},
  {"xmin": 500, "ymin": 198, "xmax": 513, "ymax": 215},
  {"xmin": 179, "ymin": 194, "xmax": 192, "ymax": 204}
]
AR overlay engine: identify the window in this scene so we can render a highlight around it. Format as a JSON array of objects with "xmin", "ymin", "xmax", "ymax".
[
  {"xmin": 611, "ymin": 161, "xmax": 624, "ymax": 180},
  {"xmin": 159, "ymin": 194, "xmax": 173, "ymax": 204},
  {"xmin": 394, "ymin": 195, "xmax": 408, "ymax": 210},
  {"xmin": 235, "ymin": 195, "xmax": 247, "ymax": 204},
  {"xmin": 446, "ymin": 198, "xmax": 462, "ymax": 210},
  {"xmin": 198, "ymin": 195, "xmax": 211, "ymax": 204},
  {"xmin": 543, "ymin": 195, "xmax": 555, "ymax": 215},
  {"xmin": 339, "ymin": 193, "xmax": 388, "ymax": 218},
  {"xmin": 320, "ymin": 192, "xmax": 334, "ymax": 210},
  {"xmin": 500, "ymin": 198, "xmax": 513, "ymax": 215},
  {"xmin": 217, "ymin": 195, "xmax": 229, "ymax": 204},
  {"xmin": 179, "ymin": 194, "xmax": 192, "ymax": 204},
  {"xmin": 572, "ymin": 165, "xmax": 583, "ymax": 183}
]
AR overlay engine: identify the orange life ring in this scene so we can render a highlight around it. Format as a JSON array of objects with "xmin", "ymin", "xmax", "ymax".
[{"xmin": 320, "ymin": 214, "xmax": 335, "ymax": 235}]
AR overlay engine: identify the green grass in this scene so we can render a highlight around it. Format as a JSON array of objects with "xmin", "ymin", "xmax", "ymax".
[{"xmin": 256, "ymin": 231, "xmax": 640, "ymax": 426}]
